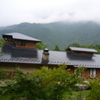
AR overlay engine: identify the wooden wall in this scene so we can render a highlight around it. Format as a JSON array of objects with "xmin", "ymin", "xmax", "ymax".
[
  {"xmin": 81, "ymin": 69, "xmax": 90, "ymax": 79},
  {"xmin": 1, "ymin": 63, "xmax": 100, "ymax": 79},
  {"xmin": 0, "ymin": 63, "xmax": 41, "ymax": 73},
  {"xmin": 96, "ymin": 69, "xmax": 100, "ymax": 78},
  {"xmin": 6, "ymin": 40, "xmax": 15, "ymax": 44},
  {"xmin": 71, "ymin": 50, "xmax": 93, "ymax": 56},
  {"xmin": 68, "ymin": 68, "xmax": 74, "ymax": 74},
  {"xmin": 16, "ymin": 43, "xmax": 36, "ymax": 49},
  {"xmin": 6, "ymin": 40, "xmax": 36, "ymax": 49}
]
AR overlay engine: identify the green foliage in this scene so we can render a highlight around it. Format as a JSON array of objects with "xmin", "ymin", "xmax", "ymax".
[
  {"xmin": 0, "ymin": 68, "xmax": 8, "ymax": 80},
  {"xmin": 36, "ymin": 42, "xmax": 47, "ymax": 50},
  {"xmin": 54, "ymin": 45, "xmax": 61, "ymax": 51},
  {"xmin": 86, "ymin": 79, "xmax": 100, "ymax": 100},
  {"xmin": 0, "ymin": 39, "xmax": 5, "ymax": 47},
  {"xmin": 0, "ymin": 39, "xmax": 5, "ymax": 56},
  {"xmin": 0, "ymin": 64, "xmax": 85, "ymax": 100},
  {"xmin": 63, "ymin": 90, "xmax": 90, "ymax": 100},
  {"xmin": 68, "ymin": 42, "xmax": 94, "ymax": 48},
  {"xmin": 68, "ymin": 43, "xmax": 81, "ymax": 47},
  {"xmin": 1, "ymin": 21, "xmax": 100, "ymax": 49}
]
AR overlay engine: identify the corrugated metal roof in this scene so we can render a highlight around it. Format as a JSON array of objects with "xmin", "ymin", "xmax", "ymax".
[
  {"xmin": 68, "ymin": 47, "xmax": 98, "ymax": 53},
  {"xmin": 2, "ymin": 32, "xmax": 41, "ymax": 42},
  {"xmin": 0, "ymin": 44, "xmax": 100, "ymax": 68}
]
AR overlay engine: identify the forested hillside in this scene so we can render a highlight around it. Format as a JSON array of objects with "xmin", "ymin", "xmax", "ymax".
[{"xmin": 0, "ymin": 21, "xmax": 100, "ymax": 49}]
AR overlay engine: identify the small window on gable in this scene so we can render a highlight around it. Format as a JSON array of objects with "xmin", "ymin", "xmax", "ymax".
[
  {"xmin": 28, "ymin": 41, "xmax": 34, "ymax": 44},
  {"xmin": 8, "ymin": 37, "xmax": 12, "ymax": 41},
  {"xmin": 90, "ymin": 69, "xmax": 96, "ymax": 78},
  {"xmin": 4, "ymin": 38, "xmax": 7, "ymax": 41},
  {"xmin": 17, "ymin": 40, "xmax": 26, "ymax": 46},
  {"xmin": 74, "ymin": 51, "xmax": 80, "ymax": 54},
  {"xmin": 74, "ymin": 51, "xmax": 93, "ymax": 55},
  {"xmin": 4, "ymin": 36, "xmax": 14, "ymax": 42},
  {"xmin": 87, "ymin": 52, "xmax": 93, "ymax": 54}
]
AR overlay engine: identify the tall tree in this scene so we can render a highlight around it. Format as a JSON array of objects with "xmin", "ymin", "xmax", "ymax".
[{"xmin": 54, "ymin": 45, "xmax": 61, "ymax": 51}]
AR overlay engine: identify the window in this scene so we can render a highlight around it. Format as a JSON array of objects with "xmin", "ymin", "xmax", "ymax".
[
  {"xmin": 3, "ymin": 36, "xmax": 14, "ymax": 42},
  {"xmin": 74, "ymin": 51, "xmax": 81, "ymax": 54},
  {"xmin": 17, "ymin": 40, "xmax": 26, "ymax": 46},
  {"xmin": 87, "ymin": 52, "xmax": 93, "ymax": 54},
  {"xmin": 90, "ymin": 69, "xmax": 96, "ymax": 78},
  {"xmin": 27, "ymin": 41, "xmax": 34, "ymax": 44},
  {"xmin": 8, "ymin": 37, "xmax": 12, "ymax": 41},
  {"xmin": 74, "ymin": 68, "xmax": 76, "ymax": 74},
  {"xmin": 5, "ymin": 37, "xmax": 14, "ymax": 42}
]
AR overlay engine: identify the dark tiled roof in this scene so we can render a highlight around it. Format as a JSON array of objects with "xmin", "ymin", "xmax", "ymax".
[
  {"xmin": 67, "ymin": 47, "xmax": 98, "ymax": 53},
  {"xmin": 0, "ymin": 44, "xmax": 100, "ymax": 68},
  {"xmin": 2, "ymin": 33, "xmax": 41, "ymax": 42}
]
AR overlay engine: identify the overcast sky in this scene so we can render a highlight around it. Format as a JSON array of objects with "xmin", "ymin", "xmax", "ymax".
[{"xmin": 0, "ymin": 0, "xmax": 100, "ymax": 27}]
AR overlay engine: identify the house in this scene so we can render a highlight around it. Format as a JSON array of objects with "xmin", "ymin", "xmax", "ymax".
[{"xmin": 0, "ymin": 32, "xmax": 100, "ymax": 78}]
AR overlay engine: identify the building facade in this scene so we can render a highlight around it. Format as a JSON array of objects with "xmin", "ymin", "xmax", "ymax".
[{"xmin": 0, "ymin": 33, "xmax": 100, "ymax": 79}]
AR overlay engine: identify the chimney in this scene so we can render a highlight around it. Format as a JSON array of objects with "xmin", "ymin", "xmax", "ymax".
[{"xmin": 42, "ymin": 48, "xmax": 49, "ymax": 64}]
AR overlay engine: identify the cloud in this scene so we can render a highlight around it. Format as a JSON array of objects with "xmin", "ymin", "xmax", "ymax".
[{"xmin": 0, "ymin": 0, "xmax": 100, "ymax": 26}]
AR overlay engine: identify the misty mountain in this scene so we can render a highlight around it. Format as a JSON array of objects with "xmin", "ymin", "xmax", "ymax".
[{"xmin": 0, "ymin": 21, "xmax": 100, "ymax": 49}]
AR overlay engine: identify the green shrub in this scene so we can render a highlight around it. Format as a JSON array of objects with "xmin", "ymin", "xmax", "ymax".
[
  {"xmin": 0, "ymin": 68, "xmax": 8, "ymax": 80},
  {"xmin": 86, "ymin": 79, "xmax": 100, "ymax": 100},
  {"xmin": 0, "ymin": 64, "xmax": 85, "ymax": 100}
]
